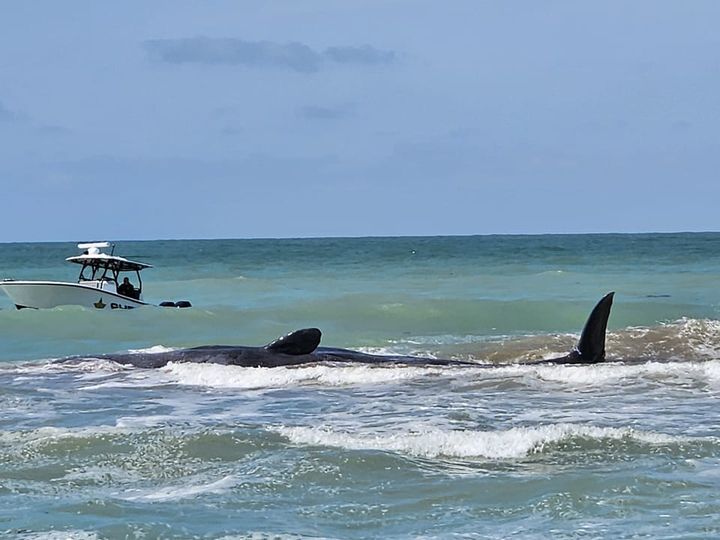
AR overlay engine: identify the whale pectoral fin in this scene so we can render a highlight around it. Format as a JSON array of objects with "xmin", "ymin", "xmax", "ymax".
[
  {"xmin": 264, "ymin": 328, "xmax": 322, "ymax": 355},
  {"xmin": 573, "ymin": 292, "xmax": 614, "ymax": 363}
]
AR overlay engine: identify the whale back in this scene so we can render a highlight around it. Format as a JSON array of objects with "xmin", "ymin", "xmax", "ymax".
[{"xmin": 264, "ymin": 328, "xmax": 322, "ymax": 355}]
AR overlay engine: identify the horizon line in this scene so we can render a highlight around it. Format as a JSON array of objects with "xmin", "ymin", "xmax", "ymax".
[{"xmin": 1, "ymin": 229, "xmax": 719, "ymax": 245}]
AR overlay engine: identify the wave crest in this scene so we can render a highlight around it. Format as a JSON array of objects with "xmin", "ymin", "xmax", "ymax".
[{"xmin": 273, "ymin": 423, "xmax": 688, "ymax": 459}]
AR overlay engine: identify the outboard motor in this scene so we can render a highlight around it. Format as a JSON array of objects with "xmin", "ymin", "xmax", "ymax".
[{"xmin": 159, "ymin": 300, "xmax": 192, "ymax": 308}]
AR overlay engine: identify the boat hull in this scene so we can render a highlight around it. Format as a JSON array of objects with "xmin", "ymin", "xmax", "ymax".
[{"xmin": 0, "ymin": 281, "xmax": 148, "ymax": 310}]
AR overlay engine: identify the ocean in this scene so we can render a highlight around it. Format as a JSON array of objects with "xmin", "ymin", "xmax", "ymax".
[{"xmin": 1, "ymin": 233, "xmax": 720, "ymax": 539}]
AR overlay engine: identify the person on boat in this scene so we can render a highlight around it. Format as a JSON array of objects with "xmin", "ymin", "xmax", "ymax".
[{"xmin": 117, "ymin": 277, "xmax": 137, "ymax": 298}]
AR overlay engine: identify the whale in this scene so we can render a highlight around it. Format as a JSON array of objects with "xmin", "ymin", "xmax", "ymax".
[{"xmin": 79, "ymin": 292, "xmax": 615, "ymax": 369}]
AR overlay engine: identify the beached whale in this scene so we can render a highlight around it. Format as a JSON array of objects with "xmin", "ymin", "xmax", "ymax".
[{"xmin": 84, "ymin": 292, "xmax": 614, "ymax": 369}]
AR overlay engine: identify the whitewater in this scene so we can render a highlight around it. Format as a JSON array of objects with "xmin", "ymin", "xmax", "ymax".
[{"xmin": 1, "ymin": 233, "xmax": 719, "ymax": 538}]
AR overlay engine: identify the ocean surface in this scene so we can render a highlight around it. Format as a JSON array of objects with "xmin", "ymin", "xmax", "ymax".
[{"xmin": 1, "ymin": 233, "xmax": 720, "ymax": 539}]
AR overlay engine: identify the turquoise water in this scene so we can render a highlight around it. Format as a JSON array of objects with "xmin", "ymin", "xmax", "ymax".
[{"xmin": 1, "ymin": 233, "xmax": 720, "ymax": 538}]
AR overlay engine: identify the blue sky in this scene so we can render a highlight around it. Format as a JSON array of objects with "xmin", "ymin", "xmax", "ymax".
[{"xmin": 1, "ymin": 1, "xmax": 718, "ymax": 241}]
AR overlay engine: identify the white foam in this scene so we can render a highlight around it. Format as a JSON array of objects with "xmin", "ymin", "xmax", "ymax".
[
  {"xmin": 700, "ymin": 360, "xmax": 720, "ymax": 381},
  {"xmin": 0, "ymin": 425, "xmax": 129, "ymax": 448},
  {"xmin": 127, "ymin": 345, "xmax": 176, "ymax": 354},
  {"xmin": 148, "ymin": 356, "xmax": 720, "ymax": 390},
  {"xmin": 216, "ymin": 533, "xmax": 331, "ymax": 540},
  {"xmin": 19, "ymin": 532, "xmax": 99, "ymax": 540},
  {"xmin": 479, "ymin": 359, "xmax": 720, "ymax": 387},
  {"xmin": 675, "ymin": 318, "xmax": 720, "ymax": 359},
  {"xmin": 115, "ymin": 415, "xmax": 179, "ymax": 429},
  {"xmin": 492, "ymin": 362, "xmax": 649, "ymax": 386},
  {"xmin": 161, "ymin": 362, "xmax": 443, "ymax": 389},
  {"xmin": 78, "ymin": 369, "xmax": 167, "ymax": 390},
  {"xmin": 121, "ymin": 475, "xmax": 236, "ymax": 502},
  {"xmin": 274, "ymin": 423, "xmax": 688, "ymax": 459},
  {"xmin": 8, "ymin": 358, "xmax": 129, "ymax": 376}
]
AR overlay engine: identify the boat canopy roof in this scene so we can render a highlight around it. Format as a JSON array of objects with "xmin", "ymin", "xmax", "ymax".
[{"xmin": 66, "ymin": 242, "xmax": 152, "ymax": 272}]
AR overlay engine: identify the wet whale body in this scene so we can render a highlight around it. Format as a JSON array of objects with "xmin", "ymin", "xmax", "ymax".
[{"xmin": 89, "ymin": 292, "xmax": 615, "ymax": 369}]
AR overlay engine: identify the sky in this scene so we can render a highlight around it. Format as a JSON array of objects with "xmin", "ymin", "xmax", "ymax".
[{"xmin": 1, "ymin": 1, "xmax": 719, "ymax": 241}]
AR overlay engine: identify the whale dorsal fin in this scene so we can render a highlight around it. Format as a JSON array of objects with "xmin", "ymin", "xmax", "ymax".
[
  {"xmin": 574, "ymin": 292, "xmax": 614, "ymax": 363},
  {"xmin": 264, "ymin": 328, "xmax": 322, "ymax": 355}
]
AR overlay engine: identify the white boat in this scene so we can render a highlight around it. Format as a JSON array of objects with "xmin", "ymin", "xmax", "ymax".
[{"xmin": 1, "ymin": 242, "xmax": 157, "ymax": 310}]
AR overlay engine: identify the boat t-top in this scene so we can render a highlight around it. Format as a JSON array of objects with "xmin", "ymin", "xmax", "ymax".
[{"xmin": 0, "ymin": 242, "xmax": 189, "ymax": 310}]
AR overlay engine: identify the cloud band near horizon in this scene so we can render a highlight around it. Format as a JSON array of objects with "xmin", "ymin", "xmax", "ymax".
[{"xmin": 143, "ymin": 37, "xmax": 395, "ymax": 73}]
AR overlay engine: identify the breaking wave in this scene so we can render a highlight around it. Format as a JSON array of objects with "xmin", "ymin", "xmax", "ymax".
[
  {"xmin": 161, "ymin": 362, "xmax": 445, "ymax": 389},
  {"xmin": 387, "ymin": 318, "xmax": 720, "ymax": 365},
  {"xmin": 274, "ymin": 423, "xmax": 700, "ymax": 460}
]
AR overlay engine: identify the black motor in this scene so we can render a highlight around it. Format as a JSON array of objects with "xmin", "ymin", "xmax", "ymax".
[{"xmin": 159, "ymin": 300, "xmax": 192, "ymax": 308}]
